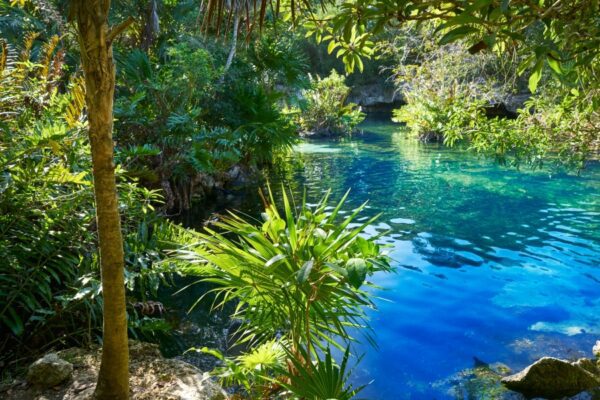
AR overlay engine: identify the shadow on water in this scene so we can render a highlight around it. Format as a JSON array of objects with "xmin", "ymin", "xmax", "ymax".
[{"xmin": 168, "ymin": 116, "xmax": 600, "ymax": 399}]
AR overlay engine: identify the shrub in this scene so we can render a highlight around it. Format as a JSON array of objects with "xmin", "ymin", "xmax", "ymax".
[
  {"xmin": 387, "ymin": 22, "xmax": 519, "ymax": 142},
  {"xmin": 387, "ymin": 23, "xmax": 599, "ymax": 169},
  {"xmin": 178, "ymin": 186, "xmax": 391, "ymax": 397},
  {"xmin": 114, "ymin": 42, "xmax": 299, "ymax": 210},
  {"xmin": 464, "ymin": 86, "xmax": 600, "ymax": 169},
  {"xmin": 294, "ymin": 70, "xmax": 365, "ymax": 136}
]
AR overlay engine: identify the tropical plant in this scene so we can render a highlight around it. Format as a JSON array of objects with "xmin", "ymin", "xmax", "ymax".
[
  {"xmin": 279, "ymin": 346, "xmax": 366, "ymax": 400},
  {"xmin": 294, "ymin": 69, "xmax": 365, "ymax": 136},
  {"xmin": 226, "ymin": 83, "xmax": 298, "ymax": 163},
  {"xmin": 114, "ymin": 44, "xmax": 221, "ymax": 210},
  {"xmin": 179, "ymin": 186, "xmax": 391, "ymax": 354},
  {"xmin": 247, "ymin": 32, "xmax": 310, "ymax": 91},
  {"xmin": 195, "ymin": 339, "xmax": 287, "ymax": 397},
  {"xmin": 387, "ymin": 21, "xmax": 599, "ymax": 168},
  {"xmin": 177, "ymin": 186, "xmax": 390, "ymax": 397}
]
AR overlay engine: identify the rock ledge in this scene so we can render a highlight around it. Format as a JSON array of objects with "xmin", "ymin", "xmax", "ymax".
[
  {"xmin": 2, "ymin": 341, "xmax": 226, "ymax": 400},
  {"xmin": 501, "ymin": 356, "xmax": 600, "ymax": 399}
]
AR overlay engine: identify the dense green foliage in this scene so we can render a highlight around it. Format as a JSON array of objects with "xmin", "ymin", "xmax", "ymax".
[
  {"xmin": 456, "ymin": 86, "xmax": 600, "ymax": 169},
  {"xmin": 385, "ymin": 21, "xmax": 598, "ymax": 169},
  {"xmin": 388, "ymin": 23, "xmax": 518, "ymax": 142},
  {"xmin": 310, "ymin": 0, "xmax": 599, "ymax": 83},
  {"xmin": 0, "ymin": 33, "xmax": 190, "ymax": 368},
  {"xmin": 292, "ymin": 70, "xmax": 365, "ymax": 136},
  {"xmin": 304, "ymin": 0, "xmax": 599, "ymax": 168},
  {"xmin": 113, "ymin": 40, "xmax": 298, "ymax": 209},
  {"xmin": 0, "ymin": 3, "xmax": 386, "ymax": 394}
]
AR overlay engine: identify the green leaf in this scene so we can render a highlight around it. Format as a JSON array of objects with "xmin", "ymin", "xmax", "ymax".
[
  {"xmin": 355, "ymin": 55, "xmax": 364, "ymax": 72},
  {"xmin": 439, "ymin": 26, "xmax": 479, "ymax": 45},
  {"xmin": 297, "ymin": 260, "xmax": 314, "ymax": 284},
  {"xmin": 346, "ymin": 258, "xmax": 367, "ymax": 289},
  {"xmin": 528, "ymin": 59, "xmax": 544, "ymax": 93},
  {"xmin": 195, "ymin": 347, "xmax": 225, "ymax": 360},
  {"xmin": 327, "ymin": 40, "xmax": 338, "ymax": 54},
  {"xmin": 517, "ymin": 54, "xmax": 535, "ymax": 76},
  {"xmin": 266, "ymin": 254, "xmax": 287, "ymax": 267},
  {"xmin": 546, "ymin": 55, "xmax": 562, "ymax": 75}
]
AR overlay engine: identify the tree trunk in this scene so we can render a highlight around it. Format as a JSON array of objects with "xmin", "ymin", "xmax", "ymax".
[
  {"xmin": 222, "ymin": 6, "xmax": 240, "ymax": 77},
  {"xmin": 71, "ymin": 2, "xmax": 130, "ymax": 399}
]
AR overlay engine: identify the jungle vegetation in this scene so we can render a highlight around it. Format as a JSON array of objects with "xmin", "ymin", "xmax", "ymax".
[{"xmin": 0, "ymin": 0, "xmax": 598, "ymax": 399}]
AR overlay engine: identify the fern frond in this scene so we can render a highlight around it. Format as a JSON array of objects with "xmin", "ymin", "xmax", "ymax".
[
  {"xmin": 65, "ymin": 76, "xmax": 86, "ymax": 128},
  {"xmin": 40, "ymin": 35, "xmax": 59, "ymax": 80},
  {"xmin": 49, "ymin": 48, "xmax": 65, "ymax": 82},
  {"xmin": 0, "ymin": 40, "xmax": 6, "ymax": 74},
  {"xmin": 19, "ymin": 31, "xmax": 38, "ymax": 62}
]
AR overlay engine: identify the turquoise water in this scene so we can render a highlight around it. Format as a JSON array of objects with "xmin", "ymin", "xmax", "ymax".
[{"xmin": 180, "ymin": 117, "xmax": 600, "ymax": 398}]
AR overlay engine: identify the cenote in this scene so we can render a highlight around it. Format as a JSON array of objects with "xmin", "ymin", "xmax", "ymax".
[{"xmin": 173, "ymin": 116, "xmax": 600, "ymax": 399}]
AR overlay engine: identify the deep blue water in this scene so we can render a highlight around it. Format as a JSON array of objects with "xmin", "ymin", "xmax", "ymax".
[{"xmin": 179, "ymin": 118, "xmax": 600, "ymax": 399}]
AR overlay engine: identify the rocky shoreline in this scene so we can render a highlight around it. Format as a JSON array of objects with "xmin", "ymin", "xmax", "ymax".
[{"xmin": 1, "ymin": 341, "xmax": 226, "ymax": 400}]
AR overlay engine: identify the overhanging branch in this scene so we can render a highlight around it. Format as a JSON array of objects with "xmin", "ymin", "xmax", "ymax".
[{"xmin": 107, "ymin": 17, "xmax": 135, "ymax": 45}]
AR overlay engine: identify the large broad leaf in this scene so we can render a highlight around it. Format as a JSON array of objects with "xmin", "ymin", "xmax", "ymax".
[
  {"xmin": 346, "ymin": 258, "xmax": 367, "ymax": 289},
  {"xmin": 547, "ymin": 54, "xmax": 563, "ymax": 75},
  {"xmin": 528, "ymin": 59, "xmax": 544, "ymax": 93}
]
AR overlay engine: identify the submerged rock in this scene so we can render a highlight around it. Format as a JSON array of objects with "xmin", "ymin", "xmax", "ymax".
[
  {"xmin": 437, "ymin": 358, "xmax": 515, "ymax": 399},
  {"xmin": 501, "ymin": 357, "xmax": 600, "ymax": 399},
  {"xmin": 26, "ymin": 353, "xmax": 73, "ymax": 388}
]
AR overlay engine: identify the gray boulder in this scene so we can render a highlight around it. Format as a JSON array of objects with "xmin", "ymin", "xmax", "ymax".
[
  {"xmin": 27, "ymin": 353, "xmax": 73, "ymax": 388},
  {"xmin": 501, "ymin": 357, "xmax": 600, "ymax": 399}
]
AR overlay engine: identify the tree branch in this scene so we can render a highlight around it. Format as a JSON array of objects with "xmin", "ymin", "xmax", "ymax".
[{"xmin": 107, "ymin": 17, "xmax": 135, "ymax": 45}]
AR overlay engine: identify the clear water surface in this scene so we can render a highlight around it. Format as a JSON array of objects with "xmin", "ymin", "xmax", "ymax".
[{"xmin": 178, "ymin": 117, "xmax": 600, "ymax": 399}]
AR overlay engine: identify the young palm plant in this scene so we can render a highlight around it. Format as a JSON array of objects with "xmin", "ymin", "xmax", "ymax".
[
  {"xmin": 177, "ymin": 186, "xmax": 391, "ymax": 396},
  {"xmin": 280, "ymin": 346, "xmax": 366, "ymax": 400}
]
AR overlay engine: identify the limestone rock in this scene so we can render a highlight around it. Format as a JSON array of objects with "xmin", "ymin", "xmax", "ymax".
[
  {"xmin": 348, "ymin": 83, "xmax": 402, "ymax": 109},
  {"xmin": 501, "ymin": 357, "xmax": 600, "ymax": 399},
  {"xmin": 167, "ymin": 363, "xmax": 226, "ymax": 400},
  {"xmin": 574, "ymin": 358, "xmax": 600, "ymax": 376},
  {"xmin": 593, "ymin": 341, "xmax": 600, "ymax": 358},
  {"xmin": 27, "ymin": 353, "xmax": 73, "ymax": 388}
]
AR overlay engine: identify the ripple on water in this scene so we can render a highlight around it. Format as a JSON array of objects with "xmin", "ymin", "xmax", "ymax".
[{"xmin": 179, "ymin": 119, "xmax": 600, "ymax": 399}]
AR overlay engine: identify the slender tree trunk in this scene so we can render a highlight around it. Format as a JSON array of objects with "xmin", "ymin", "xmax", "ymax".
[
  {"xmin": 141, "ymin": 0, "xmax": 159, "ymax": 52},
  {"xmin": 71, "ymin": 2, "xmax": 131, "ymax": 399},
  {"xmin": 222, "ymin": 7, "xmax": 239, "ymax": 76}
]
